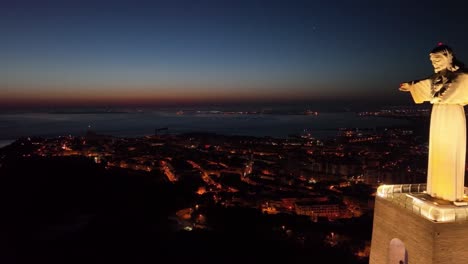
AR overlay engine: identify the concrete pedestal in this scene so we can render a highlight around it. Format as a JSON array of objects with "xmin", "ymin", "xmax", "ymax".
[{"xmin": 370, "ymin": 184, "xmax": 468, "ymax": 264}]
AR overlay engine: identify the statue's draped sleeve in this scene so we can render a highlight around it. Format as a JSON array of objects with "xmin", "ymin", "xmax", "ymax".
[
  {"xmin": 409, "ymin": 79, "xmax": 432, "ymax": 104},
  {"xmin": 408, "ymin": 73, "xmax": 468, "ymax": 105},
  {"xmin": 438, "ymin": 74, "xmax": 468, "ymax": 105}
]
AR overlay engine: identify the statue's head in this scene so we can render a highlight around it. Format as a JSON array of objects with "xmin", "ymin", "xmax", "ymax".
[{"xmin": 429, "ymin": 44, "xmax": 462, "ymax": 73}]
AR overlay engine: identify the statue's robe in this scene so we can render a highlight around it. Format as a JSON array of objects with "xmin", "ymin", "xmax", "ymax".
[{"xmin": 409, "ymin": 71, "xmax": 468, "ymax": 201}]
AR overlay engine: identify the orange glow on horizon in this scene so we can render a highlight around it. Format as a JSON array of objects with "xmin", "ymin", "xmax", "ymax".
[{"xmin": 0, "ymin": 84, "xmax": 348, "ymax": 107}]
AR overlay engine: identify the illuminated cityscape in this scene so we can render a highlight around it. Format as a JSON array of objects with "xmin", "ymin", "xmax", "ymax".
[{"xmin": 0, "ymin": 108, "xmax": 436, "ymax": 263}]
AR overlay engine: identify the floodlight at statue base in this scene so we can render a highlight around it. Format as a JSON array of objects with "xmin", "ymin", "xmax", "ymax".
[{"xmin": 370, "ymin": 184, "xmax": 468, "ymax": 264}]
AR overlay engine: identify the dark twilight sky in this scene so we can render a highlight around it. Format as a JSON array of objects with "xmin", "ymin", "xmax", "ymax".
[{"xmin": 2, "ymin": 0, "xmax": 468, "ymax": 109}]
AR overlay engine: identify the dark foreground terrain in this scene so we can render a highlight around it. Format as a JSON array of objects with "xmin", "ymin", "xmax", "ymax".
[{"xmin": 0, "ymin": 156, "xmax": 369, "ymax": 264}]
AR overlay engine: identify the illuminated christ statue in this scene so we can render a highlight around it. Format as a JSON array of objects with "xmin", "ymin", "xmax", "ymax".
[{"xmin": 399, "ymin": 44, "xmax": 468, "ymax": 202}]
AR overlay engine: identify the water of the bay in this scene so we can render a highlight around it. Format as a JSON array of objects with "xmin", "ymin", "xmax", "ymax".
[{"xmin": 0, "ymin": 110, "xmax": 415, "ymax": 148}]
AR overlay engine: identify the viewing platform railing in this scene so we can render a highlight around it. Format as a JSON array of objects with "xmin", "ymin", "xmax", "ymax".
[{"xmin": 376, "ymin": 184, "xmax": 468, "ymax": 223}]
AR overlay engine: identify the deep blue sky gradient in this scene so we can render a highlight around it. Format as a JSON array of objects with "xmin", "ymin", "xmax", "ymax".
[{"xmin": 2, "ymin": 0, "xmax": 468, "ymax": 107}]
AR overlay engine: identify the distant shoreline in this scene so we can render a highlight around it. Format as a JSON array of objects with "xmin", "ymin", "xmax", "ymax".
[
  {"xmin": 0, "ymin": 111, "xmax": 416, "ymax": 143},
  {"xmin": 0, "ymin": 140, "xmax": 15, "ymax": 148},
  {"xmin": 48, "ymin": 111, "xmax": 130, "ymax": 114}
]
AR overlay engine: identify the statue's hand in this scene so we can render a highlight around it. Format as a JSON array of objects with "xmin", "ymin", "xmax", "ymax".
[{"xmin": 399, "ymin": 82, "xmax": 411, "ymax": 92}]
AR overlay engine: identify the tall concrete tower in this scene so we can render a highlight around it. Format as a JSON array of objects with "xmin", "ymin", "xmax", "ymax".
[{"xmin": 369, "ymin": 184, "xmax": 468, "ymax": 264}]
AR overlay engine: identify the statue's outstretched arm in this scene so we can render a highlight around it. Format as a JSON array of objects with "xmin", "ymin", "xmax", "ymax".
[{"xmin": 399, "ymin": 78, "xmax": 432, "ymax": 104}]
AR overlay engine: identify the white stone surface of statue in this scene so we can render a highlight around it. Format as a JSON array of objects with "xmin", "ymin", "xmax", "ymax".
[{"xmin": 399, "ymin": 44, "xmax": 468, "ymax": 202}]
